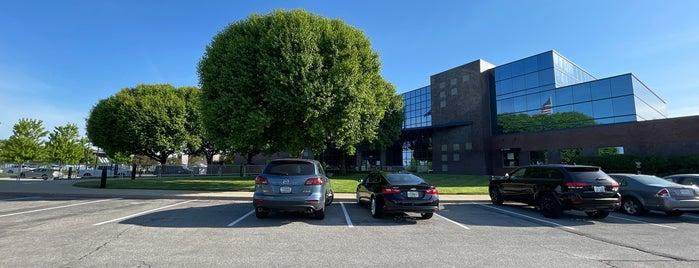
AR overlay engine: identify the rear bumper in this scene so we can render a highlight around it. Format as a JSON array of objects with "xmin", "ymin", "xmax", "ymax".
[
  {"xmin": 659, "ymin": 198, "xmax": 699, "ymax": 212},
  {"xmin": 384, "ymin": 198, "xmax": 440, "ymax": 214},
  {"xmin": 252, "ymin": 192, "xmax": 325, "ymax": 212},
  {"xmin": 562, "ymin": 194, "xmax": 620, "ymax": 211}
]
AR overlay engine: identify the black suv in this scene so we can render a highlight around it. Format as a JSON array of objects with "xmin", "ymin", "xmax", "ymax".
[{"xmin": 489, "ymin": 164, "xmax": 620, "ymax": 219}]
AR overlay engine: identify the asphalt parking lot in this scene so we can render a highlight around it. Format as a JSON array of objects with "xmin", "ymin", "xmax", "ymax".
[{"xmin": 1, "ymin": 195, "xmax": 698, "ymax": 268}]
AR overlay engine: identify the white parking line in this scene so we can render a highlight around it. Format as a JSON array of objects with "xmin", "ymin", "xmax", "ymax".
[
  {"xmin": 435, "ymin": 213, "xmax": 470, "ymax": 230},
  {"xmin": 93, "ymin": 200, "xmax": 196, "ymax": 226},
  {"xmin": 608, "ymin": 215, "xmax": 678, "ymax": 230},
  {"xmin": 339, "ymin": 202, "xmax": 354, "ymax": 228},
  {"xmin": 475, "ymin": 203, "xmax": 576, "ymax": 230},
  {"xmin": 227, "ymin": 210, "xmax": 254, "ymax": 227},
  {"xmin": 1, "ymin": 196, "xmax": 41, "ymax": 201},
  {"xmin": 0, "ymin": 198, "xmax": 119, "ymax": 218}
]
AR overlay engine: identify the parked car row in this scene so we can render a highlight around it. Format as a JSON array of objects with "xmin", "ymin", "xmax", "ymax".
[
  {"xmin": 252, "ymin": 158, "xmax": 440, "ymax": 220},
  {"xmin": 488, "ymin": 164, "xmax": 699, "ymax": 219}
]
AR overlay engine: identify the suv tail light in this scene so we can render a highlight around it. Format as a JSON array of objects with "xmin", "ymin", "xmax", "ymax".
[
  {"xmin": 304, "ymin": 177, "xmax": 324, "ymax": 185},
  {"xmin": 255, "ymin": 176, "xmax": 268, "ymax": 185},
  {"xmin": 382, "ymin": 187, "xmax": 401, "ymax": 194},
  {"xmin": 565, "ymin": 182, "xmax": 587, "ymax": 189},
  {"xmin": 426, "ymin": 187, "xmax": 439, "ymax": 195},
  {"xmin": 656, "ymin": 188, "xmax": 671, "ymax": 197}
]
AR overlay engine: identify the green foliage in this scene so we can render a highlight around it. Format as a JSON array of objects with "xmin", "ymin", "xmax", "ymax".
[
  {"xmin": 576, "ymin": 154, "xmax": 699, "ymax": 176},
  {"xmin": 46, "ymin": 123, "xmax": 84, "ymax": 165},
  {"xmin": 561, "ymin": 148, "xmax": 581, "ymax": 164},
  {"xmin": 86, "ymin": 84, "xmax": 193, "ymax": 164},
  {"xmin": 179, "ymin": 86, "xmax": 221, "ymax": 164},
  {"xmin": 367, "ymin": 93, "xmax": 405, "ymax": 150},
  {"xmin": 498, "ymin": 111, "xmax": 596, "ymax": 134},
  {"xmin": 198, "ymin": 9, "xmax": 394, "ymax": 158},
  {"xmin": 0, "ymin": 118, "xmax": 48, "ymax": 164}
]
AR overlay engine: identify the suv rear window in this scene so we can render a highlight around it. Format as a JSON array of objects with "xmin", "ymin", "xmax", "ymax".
[
  {"xmin": 264, "ymin": 161, "xmax": 315, "ymax": 176},
  {"xmin": 564, "ymin": 166, "xmax": 609, "ymax": 182}
]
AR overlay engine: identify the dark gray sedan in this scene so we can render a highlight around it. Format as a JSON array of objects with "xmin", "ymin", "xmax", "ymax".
[{"xmin": 609, "ymin": 173, "xmax": 699, "ymax": 216}]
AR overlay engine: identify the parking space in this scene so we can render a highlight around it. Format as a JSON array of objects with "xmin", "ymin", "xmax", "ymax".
[{"xmin": 1, "ymin": 196, "xmax": 698, "ymax": 267}]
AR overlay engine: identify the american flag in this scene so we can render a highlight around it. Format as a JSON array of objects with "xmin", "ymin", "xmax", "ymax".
[{"xmin": 540, "ymin": 97, "xmax": 552, "ymax": 115}]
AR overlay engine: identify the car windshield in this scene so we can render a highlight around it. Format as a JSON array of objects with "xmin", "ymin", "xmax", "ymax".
[
  {"xmin": 386, "ymin": 174, "xmax": 428, "ymax": 185},
  {"xmin": 264, "ymin": 161, "xmax": 315, "ymax": 176}
]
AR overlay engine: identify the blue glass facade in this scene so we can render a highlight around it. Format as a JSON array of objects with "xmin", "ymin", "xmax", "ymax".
[
  {"xmin": 402, "ymin": 85, "xmax": 432, "ymax": 129},
  {"xmin": 494, "ymin": 51, "xmax": 666, "ymax": 132}
]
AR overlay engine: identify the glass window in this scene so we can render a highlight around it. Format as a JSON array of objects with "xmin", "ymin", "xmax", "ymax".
[
  {"xmin": 538, "ymin": 69, "xmax": 554, "ymax": 86},
  {"xmin": 614, "ymin": 115, "xmax": 636, "ymax": 123},
  {"xmin": 527, "ymin": 93, "xmax": 541, "ymax": 111},
  {"xmin": 610, "ymin": 75, "xmax": 633, "ymax": 97},
  {"xmin": 592, "ymin": 99, "xmax": 613, "ymax": 118},
  {"xmin": 612, "ymin": 96, "xmax": 635, "ymax": 116},
  {"xmin": 555, "ymin": 86, "xmax": 573, "ymax": 105},
  {"xmin": 525, "ymin": 72, "xmax": 539, "ymax": 88},
  {"xmin": 513, "ymin": 96, "xmax": 526, "ymax": 112},
  {"xmin": 511, "ymin": 60, "xmax": 524, "ymax": 77},
  {"xmin": 512, "ymin": 76, "xmax": 525, "ymax": 91},
  {"xmin": 496, "ymin": 64, "xmax": 511, "ymax": 81},
  {"xmin": 572, "ymin": 83, "xmax": 591, "ymax": 102},
  {"xmin": 573, "ymin": 102, "xmax": 593, "ymax": 117},
  {"xmin": 590, "ymin": 79, "xmax": 611, "ymax": 99},
  {"xmin": 538, "ymin": 51, "xmax": 554, "ymax": 69},
  {"xmin": 556, "ymin": 104, "xmax": 573, "ymax": 113},
  {"xmin": 497, "ymin": 79, "xmax": 513, "ymax": 95},
  {"xmin": 523, "ymin": 56, "xmax": 538, "ymax": 73},
  {"xmin": 499, "ymin": 98, "xmax": 514, "ymax": 114}
]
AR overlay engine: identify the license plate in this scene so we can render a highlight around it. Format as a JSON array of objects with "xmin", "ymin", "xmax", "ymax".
[
  {"xmin": 594, "ymin": 186, "xmax": 605, "ymax": 193},
  {"xmin": 280, "ymin": 186, "xmax": 292, "ymax": 194},
  {"xmin": 407, "ymin": 191, "xmax": 419, "ymax": 198},
  {"xmin": 680, "ymin": 189, "xmax": 692, "ymax": 195}
]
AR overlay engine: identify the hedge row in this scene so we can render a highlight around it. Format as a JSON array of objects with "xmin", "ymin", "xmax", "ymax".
[{"xmin": 574, "ymin": 154, "xmax": 699, "ymax": 177}]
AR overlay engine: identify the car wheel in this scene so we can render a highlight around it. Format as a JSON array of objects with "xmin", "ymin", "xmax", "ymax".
[
  {"xmin": 539, "ymin": 193, "xmax": 562, "ymax": 218},
  {"xmin": 621, "ymin": 197, "xmax": 645, "ymax": 216},
  {"xmin": 255, "ymin": 209, "xmax": 269, "ymax": 219},
  {"xmin": 489, "ymin": 187, "xmax": 504, "ymax": 205},
  {"xmin": 585, "ymin": 210, "xmax": 610, "ymax": 219},
  {"xmin": 370, "ymin": 196, "xmax": 384, "ymax": 218},
  {"xmin": 420, "ymin": 212, "xmax": 434, "ymax": 219},
  {"xmin": 42, "ymin": 174, "xmax": 48, "ymax": 180},
  {"xmin": 324, "ymin": 189, "xmax": 334, "ymax": 206},
  {"xmin": 665, "ymin": 210, "xmax": 684, "ymax": 216}
]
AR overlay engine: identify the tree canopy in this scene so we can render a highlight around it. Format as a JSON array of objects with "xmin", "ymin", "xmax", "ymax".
[
  {"xmin": 0, "ymin": 118, "xmax": 48, "ymax": 164},
  {"xmin": 85, "ymin": 84, "xmax": 195, "ymax": 164},
  {"xmin": 46, "ymin": 123, "xmax": 84, "ymax": 165},
  {"xmin": 198, "ymin": 9, "xmax": 396, "ymax": 157}
]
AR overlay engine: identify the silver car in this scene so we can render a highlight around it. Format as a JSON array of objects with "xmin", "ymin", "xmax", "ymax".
[
  {"xmin": 20, "ymin": 168, "xmax": 62, "ymax": 180},
  {"xmin": 609, "ymin": 173, "xmax": 699, "ymax": 216},
  {"xmin": 252, "ymin": 159, "xmax": 334, "ymax": 219}
]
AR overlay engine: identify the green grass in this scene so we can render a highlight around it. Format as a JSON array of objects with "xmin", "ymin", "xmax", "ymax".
[{"xmin": 72, "ymin": 173, "xmax": 490, "ymax": 195}]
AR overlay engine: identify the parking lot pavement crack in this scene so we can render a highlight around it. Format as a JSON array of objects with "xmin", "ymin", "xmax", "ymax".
[
  {"xmin": 561, "ymin": 229, "xmax": 692, "ymax": 263},
  {"xmin": 66, "ymin": 226, "xmax": 135, "ymax": 266}
]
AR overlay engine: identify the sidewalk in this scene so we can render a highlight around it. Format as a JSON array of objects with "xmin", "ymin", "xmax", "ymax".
[{"xmin": 0, "ymin": 177, "xmax": 490, "ymax": 202}]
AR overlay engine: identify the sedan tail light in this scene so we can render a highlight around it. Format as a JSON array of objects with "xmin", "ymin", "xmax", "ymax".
[
  {"xmin": 425, "ymin": 187, "xmax": 439, "ymax": 195},
  {"xmin": 565, "ymin": 182, "xmax": 587, "ymax": 189},
  {"xmin": 304, "ymin": 177, "xmax": 324, "ymax": 185},
  {"xmin": 254, "ymin": 176, "xmax": 268, "ymax": 185},
  {"xmin": 381, "ymin": 187, "xmax": 401, "ymax": 194},
  {"xmin": 656, "ymin": 188, "xmax": 671, "ymax": 197}
]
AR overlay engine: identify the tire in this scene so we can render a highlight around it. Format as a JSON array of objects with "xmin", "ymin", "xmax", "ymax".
[
  {"xmin": 42, "ymin": 174, "xmax": 48, "ymax": 181},
  {"xmin": 621, "ymin": 197, "xmax": 645, "ymax": 216},
  {"xmin": 255, "ymin": 210, "xmax": 269, "ymax": 219},
  {"xmin": 370, "ymin": 196, "xmax": 384, "ymax": 218},
  {"xmin": 585, "ymin": 210, "xmax": 610, "ymax": 219},
  {"xmin": 539, "ymin": 193, "xmax": 562, "ymax": 218},
  {"xmin": 489, "ymin": 187, "xmax": 504, "ymax": 205},
  {"xmin": 324, "ymin": 189, "xmax": 334, "ymax": 206},
  {"xmin": 421, "ymin": 212, "xmax": 434, "ymax": 219},
  {"xmin": 665, "ymin": 210, "xmax": 684, "ymax": 216}
]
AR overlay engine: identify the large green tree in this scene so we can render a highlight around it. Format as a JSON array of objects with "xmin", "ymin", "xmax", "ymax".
[
  {"xmin": 46, "ymin": 123, "xmax": 84, "ymax": 167},
  {"xmin": 0, "ymin": 118, "xmax": 48, "ymax": 166},
  {"xmin": 86, "ymin": 84, "xmax": 194, "ymax": 164},
  {"xmin": 198, "ymin": 9, "xmax": 394, "ymax": 158},
  {"xmin": 179, "ymin": 86, "xmax": 221, "ymax": 165}
]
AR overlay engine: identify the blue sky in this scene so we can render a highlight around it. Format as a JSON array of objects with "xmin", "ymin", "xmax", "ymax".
[{"xmin": 1, "ymin": 0, "xmax": 698, "ymax": 138}]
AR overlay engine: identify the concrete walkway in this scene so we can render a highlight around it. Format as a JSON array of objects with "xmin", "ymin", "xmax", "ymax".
[{"xmin": 0, "ymin": 177, "xmax": 490, "ymax": 202}]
